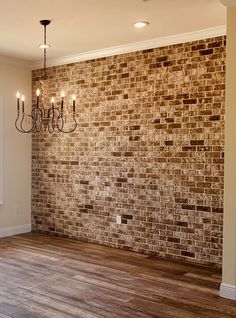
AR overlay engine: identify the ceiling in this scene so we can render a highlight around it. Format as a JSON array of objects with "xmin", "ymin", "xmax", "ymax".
[{"xmin": 0, "ymin": 0, "xmax": 227, "ymax": 64}]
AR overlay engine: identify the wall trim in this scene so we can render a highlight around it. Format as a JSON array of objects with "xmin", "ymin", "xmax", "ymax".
[
  {"xmin": 0, "ymin": 224, "xmax": 31, "ymax": 238},
  {"xmin": 220, "ymin": 283, "xmax": 236, "ymax": 300},
  {"xmin": 0, "ymin": 97, "xmax": 3, "ymax": 205},
  {"xmin": 220, "ymin": 0, "xmax": 236, "ymax": 7},
  {"xmin": 32, "ymin": 25, "xmax": 226, "ymax": 69},
  {"xmin": 0, "ymin": 55, "xmax": 33, "ymax": 69}
]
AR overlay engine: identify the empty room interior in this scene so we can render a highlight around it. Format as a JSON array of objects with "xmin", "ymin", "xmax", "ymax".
[{"xmin": 1, "ymin": 0, "xmax": 236, "ymax": 317}]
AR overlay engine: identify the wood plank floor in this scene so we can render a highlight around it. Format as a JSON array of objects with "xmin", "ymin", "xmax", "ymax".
[{"xmin": 0, "ymin": 233, "xmax": 235, "ymax": 318}]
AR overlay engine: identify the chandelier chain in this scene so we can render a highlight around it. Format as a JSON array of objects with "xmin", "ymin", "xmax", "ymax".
[{"xmin": 43, "ymin": 24, "xmax": 47, "ymax": 80}]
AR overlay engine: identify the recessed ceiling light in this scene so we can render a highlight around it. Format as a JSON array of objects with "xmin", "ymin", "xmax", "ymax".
[{"xmin": 134, "ymin": 21, "xmax": 150, "ymax": 28}]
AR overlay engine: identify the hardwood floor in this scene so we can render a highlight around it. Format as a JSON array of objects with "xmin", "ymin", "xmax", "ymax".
[{"xmin": 0, "ymin": 233, "xmax": 235, "ymax": 318}]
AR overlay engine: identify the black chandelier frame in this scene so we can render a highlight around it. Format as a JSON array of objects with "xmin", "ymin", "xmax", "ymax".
[{"xmin": 15, "ymin": 20, "xmax": 78, "ymax": 134}]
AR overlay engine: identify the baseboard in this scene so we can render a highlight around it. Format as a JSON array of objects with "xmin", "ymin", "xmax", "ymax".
[
  {"xmin": 0, "ymin": 224, "xmax": 31, "ymax": 238},
  {"xmin": 220, "ymin": 283, "xmax": 236, "ymax": 300}
]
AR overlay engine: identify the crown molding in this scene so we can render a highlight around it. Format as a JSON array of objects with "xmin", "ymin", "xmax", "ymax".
[
  {"xmin": 32, "ymin": 25, "xmax": 226, "ymax": 70},
  {"xmin": 0, "ymin": 55, "xmax": 33, "ymax": 69},
  {"xmin": 219, "ymin": 0, "xmax": 236, "ymax": 7}
]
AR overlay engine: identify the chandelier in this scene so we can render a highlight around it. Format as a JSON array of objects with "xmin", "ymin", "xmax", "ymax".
[{"xmin": 15, "ymin": 20, "xmax": 78, "ymax": 133}]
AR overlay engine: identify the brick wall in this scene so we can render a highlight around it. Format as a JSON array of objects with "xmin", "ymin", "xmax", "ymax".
[{"xmin": 32, "ymin": 36, "xmax": 225, "ymax": 267}]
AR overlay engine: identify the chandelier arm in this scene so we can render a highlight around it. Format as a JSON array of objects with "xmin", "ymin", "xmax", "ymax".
[
  {"xmin": 58, "ymin": 115, "xmax": 78, "ymax": 133},
  {"xmin": 51, "ymin": 110, "xmax": 56, "ymax": 132},
  {"xmin": 33, "ymin": 108, "xmax": 43, "ymax": 132},
  {"xmin": 50, "ymin": 114, "xmax": 56, "ymax": 133},
  {"xmin": 56, "ymin": 113, "xmax": 65, "ymax": 132},
  {"xmin": 29, "ymin": 115, "xmax": 36, "ymax": 133},
  {"xmin": 48, "ymin": 121, "xmax": 53, "ymax": 134},
  {"xmin": 46, "ymin": 107, "xmax": 59, "ymax": 133},
  {"xmin": 53, "ymin": 107, "xmax": 61, "ymax": 132},
  {"xmin": 52, "ymin": 116, "xmax": 62, "ymax": 133},
  {"xmin": 20, "ymin": 114, "xmax": 35, "ymax": 133},
  {"xmin": 35, "ymin": 120, "xmax": 43, "ymax": 133},
  {"xmin": 50, "ymin": 107, "xmax": 59, "ymax": 133},
  {"xmin": 15, "ymin": 114, "xmax": 25, "ymax": 133},
  {"xmin": 33, "ymin": 107, "xmax": 44, "ymax": 116},
  {"xmin": 47, "ymin": 108, "xmax": 54, "ymax": 133}
]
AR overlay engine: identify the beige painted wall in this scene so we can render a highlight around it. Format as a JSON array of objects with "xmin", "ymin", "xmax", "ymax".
[
  {"xmin": 221, "ymin": 4, "xmax": 236, "ymax": 296},
  {"xmin": 0, "ymin": 61, "xmax": 31, "ymax": 230}
]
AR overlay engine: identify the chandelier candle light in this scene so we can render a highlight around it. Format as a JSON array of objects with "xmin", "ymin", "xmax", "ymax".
[{"xmin": 15, "ymin": 20, "xmax": 78, "ymax": 133}]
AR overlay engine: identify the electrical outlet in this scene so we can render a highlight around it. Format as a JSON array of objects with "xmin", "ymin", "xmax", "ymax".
[
  {"xmin": 15, "ymin": 206, "xmax": 20, "ymax": 215},
  {"xmin": 116, "ymin": 215, "xmax": 121, "ymax": 224}
]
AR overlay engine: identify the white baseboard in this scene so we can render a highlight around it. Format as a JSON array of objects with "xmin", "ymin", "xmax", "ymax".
[
  {"xmin": 0, "ymin": 224, "xmax": 31, "ymax": 238},
  {"xmin": 220, "ymin": 283, "xmax": 236, "ymax": 300}
]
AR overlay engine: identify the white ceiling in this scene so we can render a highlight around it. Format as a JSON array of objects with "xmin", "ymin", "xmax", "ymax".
[{"xmin": 0, "ymin": 0, "xmax": 227, "ymax": 64}]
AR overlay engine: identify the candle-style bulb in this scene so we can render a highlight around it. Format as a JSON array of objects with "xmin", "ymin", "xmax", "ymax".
[
  {"xmin": 61, "ymin": 92, "xmax": 64, "ymax": 111},
  {"xmin": 36, "ymin": 89, "xmax": 40, "ymax": 108},
  {"xmin": 21, "ymin": 95, "xmax": 25, "ymax": 113},
  {"xmin": 51, "ymin": 97, "xmax": 55, "ymax": 117},
  {"xmin": 16, "ymin": 91, "xmax": 20, "ymax": 112},
  {"xmin": 72, "ymin": 94, "xmax": 76, "ymax": 112}
]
